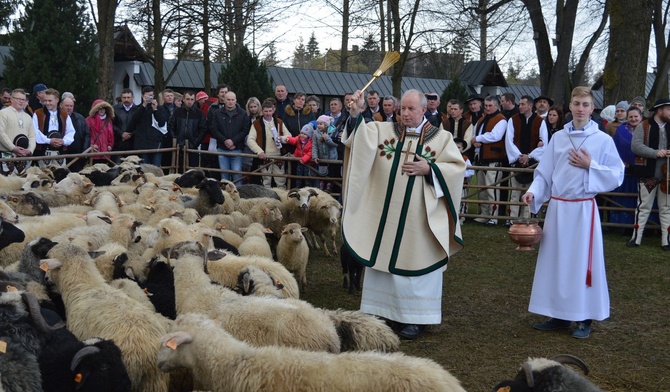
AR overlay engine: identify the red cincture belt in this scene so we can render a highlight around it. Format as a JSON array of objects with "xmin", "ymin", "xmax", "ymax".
[{"xmin": 550, "ymin": 196, "xmax": 596, "ymax": 287}]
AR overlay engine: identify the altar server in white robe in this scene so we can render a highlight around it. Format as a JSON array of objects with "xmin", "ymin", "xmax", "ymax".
[
  {"xmin": 522, "ymin": 86, "xmax": 624, "ymax": 339},
  {"xmin": 342, "ymin": 89, "xmax": 465, "ymax": 340}
]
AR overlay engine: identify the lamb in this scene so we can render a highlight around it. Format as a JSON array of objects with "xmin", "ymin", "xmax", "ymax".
[
  {"xmin": 206, "ymin": 253, "xmax": 299, "ymax": 299},
  {"xmin": 306, "ymin": 195, "xmax": 342, "ymax": 257},
  {"xmin": 493, "ymin": 354, "xmax": 603, "ymax": 392},
  {"xmin": 157, "ymin": 312, "xmax": 466, "ymax": 392},
  {"xmin": 277, "ymin": 223, "xmax": 309, "ymax": 290},
  {"xmin": 42, "ymin": 243, "xmax": 171, "ymax": 392},
  {"xmin": 237, "ymin": 223, "xmax": 273, "ymax": 258},
  {"xmin": 39, "ymin": 329, "xmax": 132, "ymax": 392},
  {"xmin": 169, "ymin": 242, "xmax": 339, "ymax": 352}
]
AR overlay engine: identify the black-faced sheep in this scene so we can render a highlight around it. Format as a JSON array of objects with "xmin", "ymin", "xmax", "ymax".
[
  {"xmin": 157, "ymin": 313, "xmax": 466, "ymax": 392},
  {"xmin": 168, "ymin": 242, "xmax": 339, "ymax": 353},
  {"xmin": 0, "ymin": 218, "xmax": 24, "ymax": 252},
  {"xmin": 173, "ymin": 169, "xmax": 207, "ymax": 188},
  {"xmin": 184, "ymin": 178, "xmax": 225, "ymax": 217},
  {"xmin": 492, "ymin": 354, "xmax": 603, "ymax": 392},
  {"xmin": 43, "ymin": 243, "xmax": 171, "ymax": 392},
  {"xmin": 39, "ymin": 329, "xmax": 132, "ymax": 392}
]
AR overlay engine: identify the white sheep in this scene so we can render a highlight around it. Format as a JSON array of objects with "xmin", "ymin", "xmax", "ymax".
[
  {"xmin": 206, "ymin": 253, "xmax": 299, "ymax": 299},
  {"xmin": 237, "ymin": 222, "xmax": 273, "ymax": 258},
  {"xmin": 51, "ymin": 214, "xmax": 141, "ymax": 252},
  {"xmin": 169, "ymin": 242, "xmax": 339, "ymax": 353},
  {"xmin": 306, "ymin": 196, "xmax": 342, "ymax": 257},
  {"xmin": 199, "ymin": 212, "xmax": 252, "ymax": 236},
  {"xmin": 50, "ymin": 172, "xmax": 97, "ymax": 206},
  {"xmin": 0, "ymin": 173, "xmax": 26, "ymax": 191},
  {"xmin": 277, "ymin": 223, "xmax": 309, "ymax": 291},
  {"xmin": 42, "ymin": 243, "xmax": 171, "ymax": 392},
  {"xmin": 157, "ymin": 312, "xmax": 466, "ymax": 392}
]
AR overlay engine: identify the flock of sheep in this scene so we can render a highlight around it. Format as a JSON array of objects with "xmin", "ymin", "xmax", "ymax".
[{"xmin": 0, "ymin": 157, "xmax": 603, "ymax": 391}]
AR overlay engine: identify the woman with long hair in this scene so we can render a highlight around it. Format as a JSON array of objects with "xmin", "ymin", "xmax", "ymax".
[
  {"xmin": 243, "ymin": 97, "xmax": 263, "ymax": 183},
  {"xmin": 545, "ymin": 105, "xmax": 564, "ymax": 142}
]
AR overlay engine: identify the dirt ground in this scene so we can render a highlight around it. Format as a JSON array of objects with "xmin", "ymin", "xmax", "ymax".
[{"xmin": 303, "ymin": 223, "xmax": 670, "ymax": 392}]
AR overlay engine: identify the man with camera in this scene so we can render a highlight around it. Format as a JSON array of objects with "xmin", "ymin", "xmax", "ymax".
[{"xmin": 127, "ymin": 86, "xmax": 170, "ymax": 167}]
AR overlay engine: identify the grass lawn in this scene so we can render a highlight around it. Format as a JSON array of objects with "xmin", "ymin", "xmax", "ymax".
[{"xmin": 302, "ymin": 223, "xmax": 670, "ymax": 392}]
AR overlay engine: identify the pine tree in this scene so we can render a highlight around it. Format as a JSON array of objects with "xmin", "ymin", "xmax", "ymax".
[
  {"xmin": 306, "ymin": 32, "xmax": 320, "ymax": 61},
  {"xmin": 292, "ymin": 37, "xmax": 307, "ymax": 68},
  {"xmin": 219, "ymin": 46, "xmax": 273, "ymax": 104},
  {"xmin": 4, "ymin": 0, "xmax": 97, "ymax": 108},
  {"xmin": 441, "ymin": 76, "xmax": 469, "ymax": 108}
]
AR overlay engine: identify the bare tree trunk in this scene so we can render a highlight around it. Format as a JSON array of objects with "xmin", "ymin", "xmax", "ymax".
[
  {"xmin": 389, "ymin": 0, "xmax": 420, "ymax": 97},
  {"xmin": 203, "ymin": 0, "xmax": 212, "ymax": 93},
  {"xmin": 478, "ymin": 0, "xmax": 487, "ymax": 61},
  {"xmin": 648, "ymin": 0, "xmax": 670, "ymax": 102},
  {"xmin": 95, "ymin": 0, "xmax": 118, "ymax": 102},
  {"xmin": 546, "ymin": 0, "xmax": 577, "ymax": 106},
  {"xmin": 603, "ymin": 0, "xmax": 653, "ymax": 104},
  {"xmin": 379, "ymin": 0, "xmax": 385, "ymax": 53},
  {"xmin": 340, "ymin": 0, "xmax": 350, "ymax": 72},
  {"xmin": 152, "ymin": 0, "xmax": 165, "ymax": 92},
  {"xmin": 522, "ymin": 0, "xmax": 553, "ymax": 95}
]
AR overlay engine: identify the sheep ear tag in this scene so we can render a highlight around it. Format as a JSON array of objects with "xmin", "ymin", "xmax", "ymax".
[
  {"xmin": 39, "ymin": 262, "xmax": 49, "ymax": 272},
  {"xmin": 166, "ymin": 338, "xmax": 178, "ymax": 350},
  {"xmin": 0, "ymin": 340, "xmax": 6, "ymax": 354},
  {"xmin": 74, "ymin": 373, "xmax": 83, "ymax": 383}
]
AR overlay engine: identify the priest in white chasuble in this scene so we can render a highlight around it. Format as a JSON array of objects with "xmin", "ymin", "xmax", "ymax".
[{"xmin": 341, "ymin": 89, "xmax": 465, "ymax": 340}]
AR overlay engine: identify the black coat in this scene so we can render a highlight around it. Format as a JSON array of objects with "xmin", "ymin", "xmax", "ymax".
[
  {"xmin": 208, "ymin": 104, "xmax": 249, "ymax": 150},
  {"xmin": 281, "ymin": 105, "xmax": 315, "ymax": 136},
  {"xmin": 168, "ymin": 105, "xmax": 207, "ymax": 147},
  {"xmin": 112, "ymin": 103, "xmax": 140, "ymax": 151},
  {"xmin": 127, "ymin": 104, "xmax": 169, "ymax": 150},
  {"xmin": 67, "ymin": 112, "xmax": 90, "ymax": 154}
]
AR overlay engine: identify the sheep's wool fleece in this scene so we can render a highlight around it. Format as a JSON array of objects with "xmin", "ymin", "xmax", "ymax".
[
  {"xmin": 527, "ymin": 120, "xmax": 624, "ymax": 321},
  {"xmin": 341, "ymin": 116, "xmax": 465, "ymax": 275}
]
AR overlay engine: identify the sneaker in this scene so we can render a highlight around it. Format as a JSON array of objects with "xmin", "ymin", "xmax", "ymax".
[
  {"xmin": 485, "ymin": 219, "xmax": 496, "ymax": 226},
  {"xmin": 572, "ymin": 322, "xmax": 591, "ymax": 339},
  {"xmin": 533, "ymin": 318, "xmax": 571, "ymax": 331},
  {"xmin": 626, "ymin": 240, "xmax": 639, "ymax": 247}
]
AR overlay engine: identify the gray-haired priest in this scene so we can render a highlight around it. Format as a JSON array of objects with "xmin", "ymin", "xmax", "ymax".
[{"xmin": 341, "ymin": 89, "xmax": 465, "ymax": 340}]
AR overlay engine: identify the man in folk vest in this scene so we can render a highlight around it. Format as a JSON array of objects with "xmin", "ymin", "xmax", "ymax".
[
  {"xmin": 471, "ymin": 95, "xmax": 508, "ymax": 225},
  {"xmin": 372, "ymin": 96, "xmax": 400, "ymax": 123},
  {"xmin": 442, "ymin": 99, "xmax": 473, "ymax": 158},
  {"xmin": 504, "ymin": 95, "xmax": 548, "ymax": 226},
  {"xmin": 32, "ymin": 88, "xmax": 75, "ymax": 168},
  {"xmin": 628, "ymin": 98, "xmax": 670, "ymax": 250},
  {"xmin": 247, "ymin": 100, "xmax": 290, "ymax": 189}
]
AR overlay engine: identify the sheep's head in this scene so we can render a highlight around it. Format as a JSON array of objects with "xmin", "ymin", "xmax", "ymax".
[
  {"xmin": 197, "ymin": 178, "xmax": 225, "ymax": 205},
  {"xmin": 281, "ymin": 223, "xmax": 308, "ymax": 243},
  {"xmin": 55, "ymin": 173, "xmax": 94, "ymax": 195},
  {"xmin": 71, "ymin": 338, "xmax": 131, "ymax": 390},
  {"xmin": 236, "ymin": 265, "xmax": 285, "ymax": 298},
  {"xmin": 157, "ymin": 330, "xmax": 195, "ymax": 372},
  {"xmin": 287, "ymin": 188, "xmax": 318, "ymax": 212},
  {"xmin": 0, "ymin": 199, "xmax": 19, "ymax": 223},
  {"xmin": 493, "ymin": 354, "xmax": 593, "ymax": 392}
]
